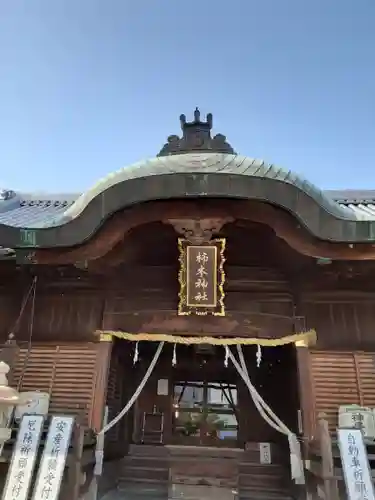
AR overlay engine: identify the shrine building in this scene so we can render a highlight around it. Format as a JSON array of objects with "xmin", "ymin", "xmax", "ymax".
[{"xmin": 0, "ymin": 109, "xmax": 375, "ymax": 499}]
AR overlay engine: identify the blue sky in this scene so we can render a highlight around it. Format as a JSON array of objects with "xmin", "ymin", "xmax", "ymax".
[{"xmin": 1, "ymin": 0, "xmax": 374, "ymax": 193}]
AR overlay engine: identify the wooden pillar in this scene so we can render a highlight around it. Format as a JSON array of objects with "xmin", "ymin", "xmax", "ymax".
[
  {"xmin": 317, "ymin": 413, "xmax": 339, "ymax": 500},
  {"xmin": 70, "ymin": 417, "xmax": 85, "ymax": 500},
  {"xmin": 295, "ymin": 341, "xmax": 315, "ymax": 442},
  {"xmin": 91, "ymin": 339, "xmax": 113, "ymax": 432}
]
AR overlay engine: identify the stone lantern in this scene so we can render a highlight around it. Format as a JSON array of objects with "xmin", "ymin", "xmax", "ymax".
[{"xmin": 0, "ymin": 361, "xmax": 20, "ymax": 446}]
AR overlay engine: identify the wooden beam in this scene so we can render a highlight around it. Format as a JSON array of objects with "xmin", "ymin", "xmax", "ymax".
[{"xmin": 30, "ymin": 200, "xmax": 375, "ymax": 265}]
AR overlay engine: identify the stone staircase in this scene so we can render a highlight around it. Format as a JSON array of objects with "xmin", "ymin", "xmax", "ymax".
[
  {"xmin": 111, "ymin": 443, "xmax": 295, "ymax": 500},
  {"xmin": 117, "ymin": 445, "xmax": 169, "ymax": 499},
  {"xmin": 168, "ymin": 445, "xmax": 241, "ymax": 500},
  {"xmin": 238, "ymin": 443, "xmax": 294, "ymax": 500}
]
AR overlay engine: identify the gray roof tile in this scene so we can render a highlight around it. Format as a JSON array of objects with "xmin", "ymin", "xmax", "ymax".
[
  {"xmin": 0, "ymin": 192, "xmax": 78, "ymax": 228},
  {"xmin": 0, "ymin": 158, "xmax": 374, "ymax": 229}
]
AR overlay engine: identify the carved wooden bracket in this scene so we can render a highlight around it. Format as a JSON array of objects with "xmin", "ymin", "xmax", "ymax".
[{"xmin": 166, "ymin": 217, "xmax": 233, "ymax": 244}]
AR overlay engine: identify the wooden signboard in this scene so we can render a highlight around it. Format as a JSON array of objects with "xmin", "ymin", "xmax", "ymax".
[
  {"xmin": 2, "ymin": 414, "xmax": 44, "ymax": 500},
  {"xmin": 337, "ymin": 428, "xmax": 375, "ymax": 500},
  {"xmin": 32, "ymin": 415, "xmax": 74, "ymax": 500},
  {"xmin": 178, "ymin": 238, "xmax": 226, "ymax": 316}
]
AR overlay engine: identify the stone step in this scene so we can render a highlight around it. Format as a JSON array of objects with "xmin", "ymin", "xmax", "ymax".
[
  {"xmin": 239, "ymin": 490, "xmax": 293, "ymax": 500},
  {"xmin": 116, "ymin": 490, "xmax": 167, "ymax": 500},
  {"xmin": 238, "ymin": 463, "xmax": 285, "ymax": 474},
  {"xmin": 101, "ymin": 488, "xmax": 166, "ymax": 500},
  {"xmin": 169, "ymin": 483, "xmax": 238, "ymax": 500},
  {"xmin": 169, "ymin": 454, "xmax": 238, "ymax": 463},
  {"xmin": 122, "ymin": 455, "xmax": 169, "ymax": 469},
  {"xmin": 239, "ymin": 496, "xmax": 292, "ymax": 500},
  {"xmin": 99, "ymin": 490, "xmax": 127, "ymax": 500},
  {"xmin": 129, "ymin": 444, "xmax": 168, "ymax": 457},
  {"xmin": 120, "ymin": 465, "xmax": 169, "ymax": 482},
  {"xmin": 167, "ymin": 445, "xmax": 243, "ymax": 460},
  {"xmin": 238, "ymin": 473, "xmax": 286, "ymax": 488},
  {"xmin": 117, "ymin": 479, "xmax": 168, "ymax": 499},
  {"xmin": 119, "ymin": 477, "xmax": 168, "ymax": 486},
  {"xmin": 170, "ymin": 459, "xmax": 237, "ymax": 488}
]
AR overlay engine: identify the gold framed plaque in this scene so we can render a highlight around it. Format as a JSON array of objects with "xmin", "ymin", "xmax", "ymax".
[{"xmin": 178, "ymin": 238, "xmax": 226, "ymax": 316}]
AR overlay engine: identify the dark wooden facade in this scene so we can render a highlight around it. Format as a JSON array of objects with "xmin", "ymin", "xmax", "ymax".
[
  {"xmin": 2, "ymin": 201, "xmax": 375, "ymax": 443},
  {"xmin": 1, "ymin": 111, "xmax": 375, "ymax": 498},
  {"xmin": 0, "ymin": 200, "xmax": 374, "ymax": 499}
]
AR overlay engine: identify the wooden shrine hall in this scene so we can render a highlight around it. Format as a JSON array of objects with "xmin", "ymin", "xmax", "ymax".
[{"xmin": 0, "ymin": 109, "xmax": 375, "ymax": 499}]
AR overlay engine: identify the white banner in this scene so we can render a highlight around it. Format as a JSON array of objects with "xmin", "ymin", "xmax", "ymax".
[
  {"xmin": 338, "ymin": 428, "xmax": 375, "ymax": 500},
  {"xmin": 32, "ymin": 415, "xmax": 74, "ymax": 500},
  {"xmin": 2, "ymin": 414, "xmax": 44, "ymax": 500}
]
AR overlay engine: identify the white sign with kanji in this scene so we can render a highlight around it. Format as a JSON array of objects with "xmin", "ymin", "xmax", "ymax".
[
  {"xmin": 338, "ymin": 428, "xmax": 375, "ymax": 500},
  {"xmin": 2, "ymin": 414, "xmax": 44, "ymax": 500},
  {"xmin": 259, "ymin": 442, "xmax": 272, "ymax": 464},
  {"xmin": 31, "ymin": 415, "xmax": 74, "ymax": 500}
]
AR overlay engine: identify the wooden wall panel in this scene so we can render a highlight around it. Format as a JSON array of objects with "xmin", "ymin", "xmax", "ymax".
[
  {"xmin": 103, "ymin": 265, "xmax": 290, "ymax": 294},
  {"xmin": 0, "ymin": 294, "xmax": 21, "ymax": 342},
  {"xmin": 17, "ymin": 295, "xmax": 104, "ymax": 341},
  {"xmin": 357, "ymin": 354, "xmax": 375, "ymax": 407},
  {"xmin": 103, "ymin": 293, "xmax": 296, "ymax": 339},
  {"xmin": 97, "ymin": 264, "xmax": 297, "ymax": 340},
  {"xmin": 12, "ymin": 343, "xmax": 104, "ymax": 427},
  {"xmin": 302, "ymin": 299, "xmax": 375, "ymax": 349},
  {"xmin": 309, "ymin": 350, "xmax": 375, "ymax": 433},
  {"xmin": 310, "ymin": 351, "xmax": 359, "ymax": 432},
  {"xmin": 104, "ymin": 292, "xmax": 294, "ymax": 314}
]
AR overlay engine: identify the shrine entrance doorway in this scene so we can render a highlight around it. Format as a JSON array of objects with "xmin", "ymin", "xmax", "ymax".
[
  {"xmin": 172, "ymin": 379, "xmax": 238, "ymax": 448},
  {"xmin": 168, "ymin": 344, "xmax": 238, "ymax": 448},
  {"xmin": 167, "ymin": 343, "xmax": 300, "ymax": 449},
  {"xmin": 107, "ymin": 340, "xmax": 300, "ymax": 451}
]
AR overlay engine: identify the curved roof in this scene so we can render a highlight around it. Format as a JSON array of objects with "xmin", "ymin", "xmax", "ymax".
[
  {"xmin": 0, "ymin": 152, "xmax": 375, "ymax": 249},
  {"xmin": 61, "ymin": 154, "xmax": 364, "ymax": 223}
]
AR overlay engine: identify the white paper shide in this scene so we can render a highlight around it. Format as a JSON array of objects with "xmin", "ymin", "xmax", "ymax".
[
  {"xmin": 338, "ymin": 428, "xmax": 375, "ymax": 500},
  {"xmin": 32, "ymin": 415, "xmax": 74, "ymax": 500},
  {"xmin": 2, "ymin": 414, "xmax": 44, "ymax": 500}
]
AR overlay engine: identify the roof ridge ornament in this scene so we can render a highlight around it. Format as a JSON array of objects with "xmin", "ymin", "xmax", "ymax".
[{"xmin": 158, "ymin": 108, "xmax": 236, "ymax": 156}]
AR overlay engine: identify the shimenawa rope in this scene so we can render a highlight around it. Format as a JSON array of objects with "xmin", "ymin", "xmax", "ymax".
[{"xmin": 226, "ymin": 345, "xmax": 305, "ymax": 484}]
